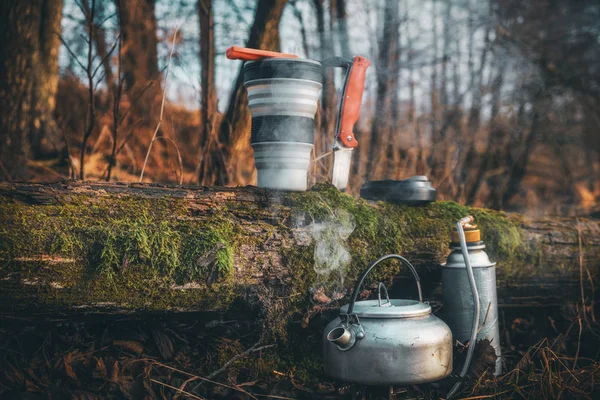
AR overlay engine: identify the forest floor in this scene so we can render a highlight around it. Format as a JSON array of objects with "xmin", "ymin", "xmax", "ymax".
[{"xmin": 1, "ymin": 299, "xmax": 599, "ymax": 399}]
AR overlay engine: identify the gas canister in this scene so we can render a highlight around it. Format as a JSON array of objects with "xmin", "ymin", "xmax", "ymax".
[{"xmin": 441, "ymin": 222, "xmax": 502, "ymax": 376}]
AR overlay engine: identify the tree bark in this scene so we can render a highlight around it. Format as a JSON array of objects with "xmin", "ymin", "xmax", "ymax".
[
  {"xmin": 313, "ymin": 0, "xmax": 337, "ymax": 177},
  {"xmin": 1, "ymin": 181, "xmax": 598, "ymax": 320},
  {"xmin": 115, "ymin": 0, "xmax": 160, "ymax": 122},
  {"xmin": 467, "ymin": 0, "xmax": 492, "ymax": 135},
  {"xmin": 429, "ymin": 0, "xmax": 439, "ymax": 146},
  {"xmin": 217, "ymin": 0, "xmax": 288, "ymax": 186},
  {"xmin": 197, "ymin": 0, "xmax": 221, "ymax": 185},
  {"xmin": 0, "ymin": 0, "xmax": 64, "ymax": 181},
  {"xmin": 368, "ymin": 0, "xmax": 400, "ymax": 180},
  {"xmin": 440, "ymin": 0, "xmax": 451, "ymax": 120},
  {"xmin": 335, "ymin": 0, "xmax": 351, "ymax": 58}
]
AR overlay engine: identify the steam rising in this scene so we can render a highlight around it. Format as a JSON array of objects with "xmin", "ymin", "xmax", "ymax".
[{"xmin": 301, "ymin": 208, "xmax": 355, "ymax": 304}]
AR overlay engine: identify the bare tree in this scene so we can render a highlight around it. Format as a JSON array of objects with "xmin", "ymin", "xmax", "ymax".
[
  {"xmin": 467, "ymin": 0, "xmax": 492, "ymax": 134},
  {"xmin": 335, "ymin": 0, "xmax": 352, "ymax": 57},
  {"xmin": 115, "ymin": 0, "xmax": 160, "ymax": 121},
  {"xmin": 368, "ymin": 0, "xmax": 400, "ymax": 179},
  {"xmin": 216, "ymin": 0, "xmax": 288, "ymax": 186},
  {"xmin": 197, "ymin": 0, "xmax": 220, "ymax": 185},
  {"xmin": 313, "ymin": 0, "xmax": 337, "ymax": 166},
  {"xmin": 106, "ymin": 36, "xmax": 124, "ymax": 182},
  {"xmin": 290, "ymin": 0, "xmax": 310, "ymax": 57},
  {"xmin": 440, "ymin": 0, "xmax": 451, "ymax": 118},
  {"xmin": 429, "ymin": 0, "xmax": 439, "ymax": 145},
  {"xmin": 83, "ymin": 0, "xmax": 115, "ymax": 90}
]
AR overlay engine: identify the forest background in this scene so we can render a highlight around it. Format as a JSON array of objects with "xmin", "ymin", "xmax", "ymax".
[{"xmin": 1, "ymin": 0, "xmax": 599, "ymax": 216}]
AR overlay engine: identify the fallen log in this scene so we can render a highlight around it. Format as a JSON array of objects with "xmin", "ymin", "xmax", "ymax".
[{"xmin": 0, "ymin": 181, "xmax": 598, "ymax": 325}]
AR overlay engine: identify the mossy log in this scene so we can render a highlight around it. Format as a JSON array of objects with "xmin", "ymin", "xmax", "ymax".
[{"xmin": 1, "ymin": 181, "xmax": 599, "ymax": 324}]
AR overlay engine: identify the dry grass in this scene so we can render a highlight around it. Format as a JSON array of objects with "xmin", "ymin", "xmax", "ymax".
[
  {"xmin": 48, "ymin": 68, "xmax": 600, "ymax": 216},
  {"xmin": 460, "ymin": 318, "xmax": 600, "ymax": 400}
]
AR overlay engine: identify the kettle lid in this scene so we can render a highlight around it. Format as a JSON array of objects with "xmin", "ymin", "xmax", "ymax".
[{"xmin": 340, "ymin": 299, "xmax": 431, "ymax": 319}]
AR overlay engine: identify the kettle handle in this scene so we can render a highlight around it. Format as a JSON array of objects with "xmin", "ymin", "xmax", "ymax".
[{"xmin": 346, "ymin": 254, "xmax": 423, "ymax": 315}]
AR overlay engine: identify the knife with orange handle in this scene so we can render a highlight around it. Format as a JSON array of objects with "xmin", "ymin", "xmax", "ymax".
[
  {"xmin": 330, "ymin": 56, "xmax": 371, "ymax": 190},
  {"xmin": 336, "ymin": 56, "xmax": 370, "ymax": 148},
  {"xmin": 226, "ymin": 46, "xmax": 299, "ymax": 61}
]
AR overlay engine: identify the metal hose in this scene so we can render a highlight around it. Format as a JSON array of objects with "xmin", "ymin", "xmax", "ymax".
[{"xmin": 446, "ymin": 219, "xmax": 481, "ymax": 399}]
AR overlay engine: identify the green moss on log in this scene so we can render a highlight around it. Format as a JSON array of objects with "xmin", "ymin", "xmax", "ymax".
[
  {"xmin": 0, "ymin": 184, "xmax": 534, "ymax": 317},
  {"xmin": 0, "ymin": 195, "xmax": 239, "ymax": 312}
]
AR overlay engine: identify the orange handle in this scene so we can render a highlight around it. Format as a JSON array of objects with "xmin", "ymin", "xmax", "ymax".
[
  {"xmin": 226, "ymin": 46, "xmax": 299, "ymax": 61},
  {"xmin": 338, "ymin": 56, "xmax": 371, "ymax": 148}
]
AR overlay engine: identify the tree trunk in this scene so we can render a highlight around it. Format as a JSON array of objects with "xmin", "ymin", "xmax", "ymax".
[
  {"xmin": 429, "ymin": 0, "xmax": 439, "ymax": 146},
  {"xmin": 368, "ymin": 0, "xmax": 400, "ymax": 180},
  {"xmin": 312, "ymin": 0, "xmax": 337, "ymax": 178},
  {"xmin": 290, "ymin": 1, "xmax": 310, "ymax": 57},
  {"xmin": 467, "ymin": 0, "xmax": 492, "ymax": 134},
  {"xmin": 197, "ymin": 0, "xmax": 221, "ymax": 186},
  {"xmin": 501, "ymin": 97, "xmax": 540, "ymax": 208},
  {"xmin": 1, "ymin": 181, "xmax": 598, "ymax": 321},
  {"xmin": 335, "ymin": 0, "xmax": 351, "ymax": 57},
  {"xmin": 440, "ymin": 0, "xmax": 451, "ymax": 121},
  {"xmin": 0, "ymin": 0, "xmax": 64, "ymax": 181},
  {"xmin": 217, "ymin": 0, "xmax": 288, "ymax": 186},
  {"xmin": 116, "ymin": 0, "xmax": 160, "ymax": 122}
]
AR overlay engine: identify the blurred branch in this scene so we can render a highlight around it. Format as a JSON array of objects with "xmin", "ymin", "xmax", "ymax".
[
  {"xmin": 289, "ymin": 0, "xmax": 310, "ymax": 57},
  {"xmin": 80, "ymin": 0, "xmax": 97, "ymax": 180},
  {"xmin": 224, "ymin": 0, "xmax": 249, "ymax": 25},
  {"xmin": 57, "ymin": 35, "xmax": 87, "ymax": 72},
  {"xmin": 91, "ymin": 36, "xmax": 119, "ymax": 80},
  {"xmin": 139, "ymin": 26, "xmax": 180, "ymax": 183},
  {"xmin": 154, "ymin": 136, "xmax": 184, "ymax": 185},
  {"xmin": 107, "ymin": 31, "xmax": 123, "ymax": 182}
]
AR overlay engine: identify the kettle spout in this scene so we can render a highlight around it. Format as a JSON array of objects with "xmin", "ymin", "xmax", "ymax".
[{"xmin": 327, "ymin": 326, "xmax": 353, "ymax": 347}]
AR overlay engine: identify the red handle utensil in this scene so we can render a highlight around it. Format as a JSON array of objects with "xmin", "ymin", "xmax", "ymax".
[{"xmin": 226, "ymin": 46, "xmax": 299, "ymax": 61}]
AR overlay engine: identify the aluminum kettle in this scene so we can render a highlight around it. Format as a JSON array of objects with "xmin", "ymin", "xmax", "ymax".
[{"xmin": 323, "ymin": 254, "xmax": 453, "ymax": 385}]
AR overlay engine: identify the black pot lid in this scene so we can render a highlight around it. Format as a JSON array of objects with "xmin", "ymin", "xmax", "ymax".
[
  {"xmin": 360, "ymin": 176, "xmax": 436, "ymax": 205},
  {"xmin": 340, "ymin": 299, "xmax": 431, "ymax": 319}
]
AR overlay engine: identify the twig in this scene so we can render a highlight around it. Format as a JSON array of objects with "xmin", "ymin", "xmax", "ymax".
[
  {"xmin": 459, "ymin": 390, "xmax": 514, "ymax": 400},
  {"xmin": 577, "ymin": 218, "xmax": 586, "ymax": 321},
  {"xmin": 574, "ymin": 315, "xmax": 583, "ymax": 369},
  {"xmin": 154, "ymin": 136, "xmax": 184, "ymax": 185},
  {"xmin": 476, "ymin": 302, "xmax": 492, "ymax": 335},
  {"xmin": 174, "ymin": 376, "xmax": 199, "ymax": 400},
  {"xmin": 207, "ymin": 342, "xmax": 276, "ymax": 380},
  {"xmin": 57, "ymin": 35, "xmax": 87, "ymax": 72},
  {"xmin": 139, "ymin": 26, "xmax": 179, "ymax": 182},
  {"xmin": 91, "ymin": 36, "xmax": 119, "ymax": 80},
  {"xmin": 545, "ymin": 347, "xmax": 580, "ymax": 383},
  {"xmin": 149, "ymin": 378, "xmax": 206, "ymax": 400},
  {"xmin": 254, "ymin": 395, "xmax": 296, "ymax": 400},
  {"xmin": 313, "ymin": 151, "xmax": 332, "ymax": 163},
  {"xmin": 79, "ymin": 0, "xmax": 96, "ymax": 180},
  {"xmin": 149, "ymin": 362, "xmax": 259, "ymax": 400},
  {"xmin": 585, "ymin": 266, "xmax": 596, "ymax": 323},
  {"xmin": 107, "ymin": 30, "xmax": 123, "ymax": 182}
]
